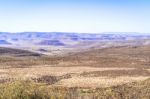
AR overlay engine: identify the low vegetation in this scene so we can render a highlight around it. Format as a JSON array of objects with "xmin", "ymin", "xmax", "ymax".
[
  {"xmin": 0, "ymin": 79, "xmax": 149, "ymax": 99},
  {"xmin": 0, "ymin": 46, "xmax": 149, "ymax": 98}
]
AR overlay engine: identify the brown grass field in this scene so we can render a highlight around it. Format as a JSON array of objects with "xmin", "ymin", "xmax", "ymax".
[{"xmin": 0, "ymin": 45, "xmax": 149, "ymax": 98}]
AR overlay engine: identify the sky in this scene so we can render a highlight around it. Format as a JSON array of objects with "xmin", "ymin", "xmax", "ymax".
[{"xmin": 0, "ymin": 0, "xmax": 149, "ymax": 33}]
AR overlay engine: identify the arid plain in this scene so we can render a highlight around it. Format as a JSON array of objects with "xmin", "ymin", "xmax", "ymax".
[
  {"xmin": 0, "ymin": 45, "xmax": 150, "ymax": 88},
  {"xmin": 0, "ymin": 33, "xmax": 150, "ymax": 98}
]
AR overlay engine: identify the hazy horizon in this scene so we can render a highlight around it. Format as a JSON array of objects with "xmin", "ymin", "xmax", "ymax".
[
  {"xmin": 0, "ymin": 0, "xmax": 150, "ymax": 33},
  {"xmin": 0, "ymin": 31, "xmax": 150, "ymax": 35}
]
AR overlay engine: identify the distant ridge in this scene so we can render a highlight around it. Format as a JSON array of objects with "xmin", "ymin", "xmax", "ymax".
[
  {"xmin": 0, "ymin": 40, "xmax": 11, "ymax": 45},
  {"xmin": 0, "ymin": 47, "xmax": 42, "ymax": 57},
  {"xmin": 0, "ymin": 32, "xmax": 150, "ymax": 47},
  {"xmin": 37, "ymin": 40, "xmax": 65, "ymax": 46}
]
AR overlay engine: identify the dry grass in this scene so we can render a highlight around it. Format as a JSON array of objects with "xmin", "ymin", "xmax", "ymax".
[
  {"xmin": 0, "ymin": 67, "xmax": 142, "ymax": 87},
  {"xmin": 81, "ymin": 69, "xmax": 150, "ymax": 77},
  {"xmin": 0, "ymin": 66, "xmax": 135, "ymax": 76},
  {"xmin": 0, "ymin": 79, "xmax": 149, "ymax": 99},
  {"xmin": 0, "ymin": 46, "xmax": 150, "ymax": 98},
  {"xmin": 0, "ymin": 66, "xmax": 149, "ymax": 88},
  {"xmin": 55, "ymin": 76, "xmax": 149, "ymax": 88}
]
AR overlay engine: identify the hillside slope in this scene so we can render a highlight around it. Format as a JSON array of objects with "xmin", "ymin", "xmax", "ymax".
[{"xmin": 0, "ymin": 47, "xmax": 42, "ymax": 57}]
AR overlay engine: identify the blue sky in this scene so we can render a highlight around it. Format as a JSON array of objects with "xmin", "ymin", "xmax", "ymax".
[{"xmin": 0, "ymin": 0, "xmax": 149, "ymax": 33}]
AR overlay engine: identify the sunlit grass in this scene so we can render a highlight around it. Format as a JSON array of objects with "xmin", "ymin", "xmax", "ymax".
[{"xmin": 0, "ymin": 79, "xmax": 149, "ymax": 99}]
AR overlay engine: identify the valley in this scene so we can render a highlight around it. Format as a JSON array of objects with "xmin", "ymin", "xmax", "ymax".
[{"xmin": 0, "ymin": 32, "xmax": 150, "ymax": 98}]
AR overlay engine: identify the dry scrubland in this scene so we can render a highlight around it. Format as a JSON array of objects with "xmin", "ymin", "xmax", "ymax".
[
  {"xmin": 0, "ymin": 46, "xmax": 150, "ymax": 99},
  {"xmin": 0, "ymin": 79, "xmax": 150, "ymax": 99}
]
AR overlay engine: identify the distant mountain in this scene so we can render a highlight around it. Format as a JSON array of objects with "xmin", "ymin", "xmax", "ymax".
[
  {"xmin": 0, "ymin": 40, "xmax": 11, "ymax": 45},
  {"xmin": 0, "ymin": 32, "xmax": 150, "ymax": 47},
  {"xmin": 37, "ymin": 40, "xmax": 65, "ymax": 46}
]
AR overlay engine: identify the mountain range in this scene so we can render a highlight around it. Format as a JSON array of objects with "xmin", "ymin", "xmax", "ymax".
[
  {"xmin": 0, "ymin": 32, "xmax": 150, "ymax": 46},
  {"xmin": 1, "ymin": 32, "xmax": 150, "ymax": 57}
]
